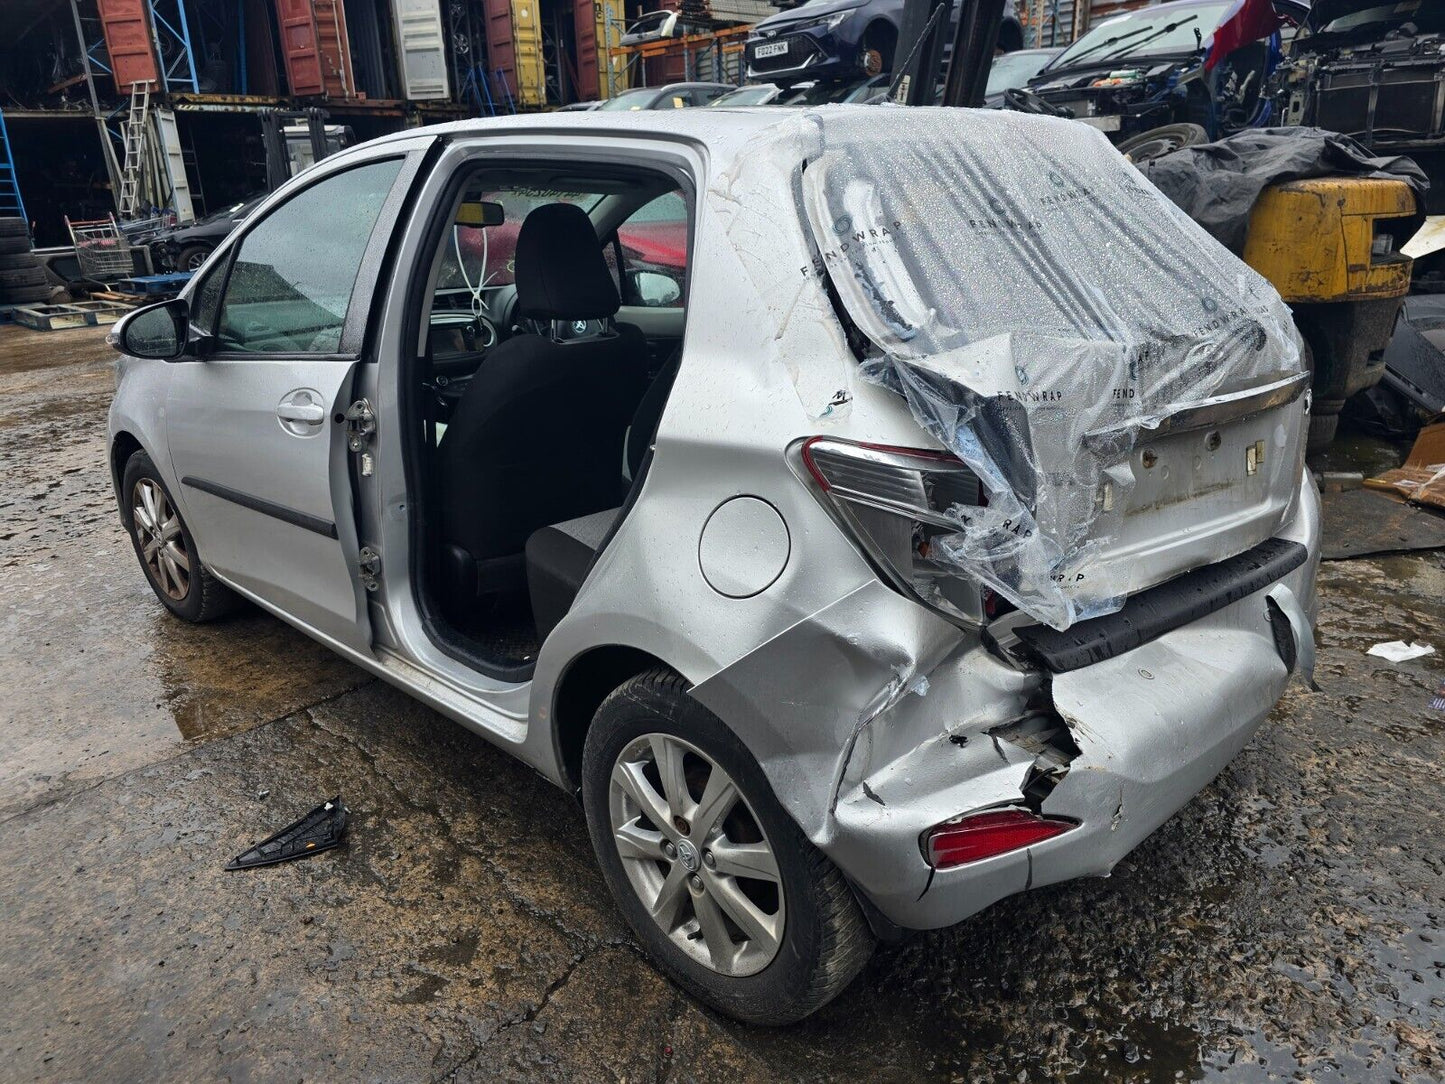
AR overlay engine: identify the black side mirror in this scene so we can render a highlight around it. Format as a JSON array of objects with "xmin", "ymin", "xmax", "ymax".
[{"xmin": 110, "ymin": 298, "xmax": 190, "ymax": 361}]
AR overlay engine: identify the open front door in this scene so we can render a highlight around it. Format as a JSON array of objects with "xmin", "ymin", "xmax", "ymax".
[{"xmin": 163, "ymin": 153, "xmax": 419, "ymax": 652}]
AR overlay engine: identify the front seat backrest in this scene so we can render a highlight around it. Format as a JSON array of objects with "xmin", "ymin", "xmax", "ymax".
[{"xmin": 438, "ymin": 202, "xmax": 647, "ymax": 600}]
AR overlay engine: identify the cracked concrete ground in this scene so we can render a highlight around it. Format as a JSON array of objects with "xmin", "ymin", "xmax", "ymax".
[{"xmin": 1, "ymin": 323, "xmax": 1443, "ymax": 1082}]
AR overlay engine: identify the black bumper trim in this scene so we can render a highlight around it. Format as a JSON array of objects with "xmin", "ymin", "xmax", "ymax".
[{"xmin": 1010, "ymin": 537, "xmax": 1309, "ymax": 674}]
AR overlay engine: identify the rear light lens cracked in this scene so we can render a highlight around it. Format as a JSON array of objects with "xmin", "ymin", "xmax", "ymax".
[{"xmin": 799, "ymin": 436, "xmax": 986, "ymax": 624}]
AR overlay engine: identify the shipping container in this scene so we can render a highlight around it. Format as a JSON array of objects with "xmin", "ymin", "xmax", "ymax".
[
  {"xmin": 314, "ymin": 0, "xmax": 360, "ymax": 97},
  {"xmin": 1021, "ymin": 0, "xmax": 1078, "ymax": 48},
  {"xmin": 96, "ymin": 0, "xmax": 161, "ymax": 91},
  {"xmin": 392, "ymin": 0, "xmax": 452, "ymax": 100},
  {"xmin": 275, "ymin": 0, "xmax": 326, "ymax": 95},
  {"xmin": 485, "ymin": 0, "xmax": 626, "ymax": 107},
  {"xmin": 585, "ymin": 0, "xmax": 627, "ymax": 101}
]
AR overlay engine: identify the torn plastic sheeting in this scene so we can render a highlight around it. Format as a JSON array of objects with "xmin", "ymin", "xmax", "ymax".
[
  {"xmin": 1366, "ymin": 640, "xmax": 1435, "ymax": 663},
  {"xmin": 1137, "ymin": 127, "xmax": 1428, "ymax": 256},
  {"xmin": 764, "ymin": 108, "xmax": 1301, "ymax": 630}
]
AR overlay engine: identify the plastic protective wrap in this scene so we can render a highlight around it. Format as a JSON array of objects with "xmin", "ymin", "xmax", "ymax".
[{"xmin": 712, "ymin": 108, "xmax": 1306, "ymax": 631}]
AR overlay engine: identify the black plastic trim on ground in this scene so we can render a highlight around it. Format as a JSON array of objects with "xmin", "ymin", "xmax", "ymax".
[
  {"xmin": 181, "ymin": 475, "xmax": 339, "ymax": 539},
  {"xmin": 1011, "ymin": 537, "xmax": 1310, "ymax": 674}
]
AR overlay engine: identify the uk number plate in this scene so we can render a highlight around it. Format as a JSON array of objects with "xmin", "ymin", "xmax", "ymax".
[{"xmin": 754, "ymin": 40, "xmax": 789, "ymax": 59}]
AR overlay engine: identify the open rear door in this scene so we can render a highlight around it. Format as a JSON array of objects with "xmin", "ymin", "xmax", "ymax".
[
  {"xmin": 275, "ymin": 0, "xmax": 325, "ymax": 96},
  {"xmin": 96, "ymin": 0, "xmax": 160, "ymax": 91}
]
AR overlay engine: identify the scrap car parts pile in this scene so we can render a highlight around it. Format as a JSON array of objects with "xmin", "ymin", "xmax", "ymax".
[
  {"xmin": 1273, "ymin": 0, "xmax": 1445, "ymax": 213},
  {"xmin": 716, "ymin": 107, "xmax": 1307, "ymax": 631}
]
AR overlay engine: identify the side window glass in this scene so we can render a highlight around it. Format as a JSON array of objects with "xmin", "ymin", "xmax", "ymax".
[
  {"xmin": 615, "ymin": 191, "xmax": 688, "ymax": 309},
  {"xmin": 215, "ymin": 158, "xmax": 402, "ymax": 354}
]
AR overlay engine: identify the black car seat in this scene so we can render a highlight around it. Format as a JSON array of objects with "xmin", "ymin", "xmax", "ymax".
[
  {"xmin": 525, "ymin": 354, "xmax": 681, "ymax": 638},
  {"xmin": 437, "ymin": 202, "xmax": 647, "ymax": 610}
]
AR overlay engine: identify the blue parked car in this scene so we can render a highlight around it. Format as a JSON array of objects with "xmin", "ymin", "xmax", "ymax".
[{"xmin": 745, "ymin": 0, "xmax": 1021, "ymax": 87}]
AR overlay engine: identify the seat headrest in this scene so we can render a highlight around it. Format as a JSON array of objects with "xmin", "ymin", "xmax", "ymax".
[{"xmin": 514, "ymin": 203, "xmax": 620, "ymax": 321}]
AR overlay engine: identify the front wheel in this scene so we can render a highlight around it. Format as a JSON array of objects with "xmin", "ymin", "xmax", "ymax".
[
  {"xmin": 176, "ymin": 244, "xmax": 211, "ymax": 273},
  {"xmin": 1117, "ymin": 122, "xmax": 1209, "ymax": 163},
  {"xmin": 581, "ymin": 669, "xmax": 874, "ymax": 1024},
  {"xmin": 121, "ymin": 451, "xmax": 239, "ymax": 622},
  {"xmin": 860, "ymin": 25, "xmax": 896, "ymax": 78}
]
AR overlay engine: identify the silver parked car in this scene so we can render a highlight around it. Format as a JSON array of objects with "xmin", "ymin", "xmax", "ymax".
[{"xmin": 108, "ymin": 108, "xmax": 1321, "ymax": 1024}]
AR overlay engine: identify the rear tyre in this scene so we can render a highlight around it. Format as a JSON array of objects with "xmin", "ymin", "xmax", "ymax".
[
  {"xmin": 1117, "ymin": 123, "xmax": 1209, "ymax": 163},
  {"xmin": 120, "ymin": 451, "xmax": 239, "ymax": 622},
  {"xmin": 582, "ymin": 669, "xmax": 875, "ymax": 1025}
]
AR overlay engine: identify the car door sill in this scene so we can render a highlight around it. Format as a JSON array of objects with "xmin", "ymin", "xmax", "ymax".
[{"xmin": 204, "ymin": 565, "xmax": 531, "ymax": 748}]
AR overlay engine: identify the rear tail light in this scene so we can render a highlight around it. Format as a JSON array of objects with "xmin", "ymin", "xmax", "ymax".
[
  {"xmin": 924, "ymin": 809, "xmax": 1078, "ymax": 869},
  {"xmin": 799, "ymin": 437, "xmax": 985, "ymax": 623}
]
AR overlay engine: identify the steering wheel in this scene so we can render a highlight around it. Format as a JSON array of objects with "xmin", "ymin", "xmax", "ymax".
[{"xmin": 1004, "ymin": 87, "xmax": 1071, "ymax": 118}]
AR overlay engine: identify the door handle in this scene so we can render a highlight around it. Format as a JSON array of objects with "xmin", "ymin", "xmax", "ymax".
[
  {"xmin": 277, "ymin": 389, "xmax": 326, "ymax": 434},
  {"xmin": 277, "ymin": 402, "xmax": 325, "ymax": 423}
]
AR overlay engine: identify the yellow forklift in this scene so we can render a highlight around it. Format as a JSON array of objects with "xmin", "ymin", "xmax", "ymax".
[{"xmin": 1243, "ymin": 177, "xmax": 1417, "ymax": 450}]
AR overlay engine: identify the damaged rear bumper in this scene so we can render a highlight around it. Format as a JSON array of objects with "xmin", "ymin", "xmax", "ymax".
[{"xmin": 821, "ymin": 479, "xmax": 1320, "ymax": 930}]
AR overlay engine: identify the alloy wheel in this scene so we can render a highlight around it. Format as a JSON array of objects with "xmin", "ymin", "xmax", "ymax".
[
  {"xmin": 131, "ymin": 478, "xmax": 190, "ymax": 601},
  {"xmin": 608, "ymin": 733, "xmax": 785, "ymax": 977}
]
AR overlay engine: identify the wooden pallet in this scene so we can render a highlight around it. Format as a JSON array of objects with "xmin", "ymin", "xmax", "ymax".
[{"xmin": 12, "ymin": 299, "xmax": 133, "ymax": 331}]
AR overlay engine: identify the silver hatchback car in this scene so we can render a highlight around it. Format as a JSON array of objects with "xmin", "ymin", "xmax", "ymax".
[{"xmin": 109, "ymin": 108, "xmax": 1320, "ymax": 1024}]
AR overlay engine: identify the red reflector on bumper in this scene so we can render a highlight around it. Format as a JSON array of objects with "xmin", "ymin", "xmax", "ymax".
[{"xmin": 924, "ymin": 809, "xmax": 1077, "ymax": 869}]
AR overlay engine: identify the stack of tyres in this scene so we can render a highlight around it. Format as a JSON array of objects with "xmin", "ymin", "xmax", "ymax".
[{"xmin": 0, "ymin": 218, "xmax": 56, "ymax": 307}]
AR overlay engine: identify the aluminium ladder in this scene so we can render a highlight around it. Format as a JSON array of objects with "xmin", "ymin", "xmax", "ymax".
[{"xmin": 117, "ymin": 82, "xmax": 155, "ymax": 219}]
